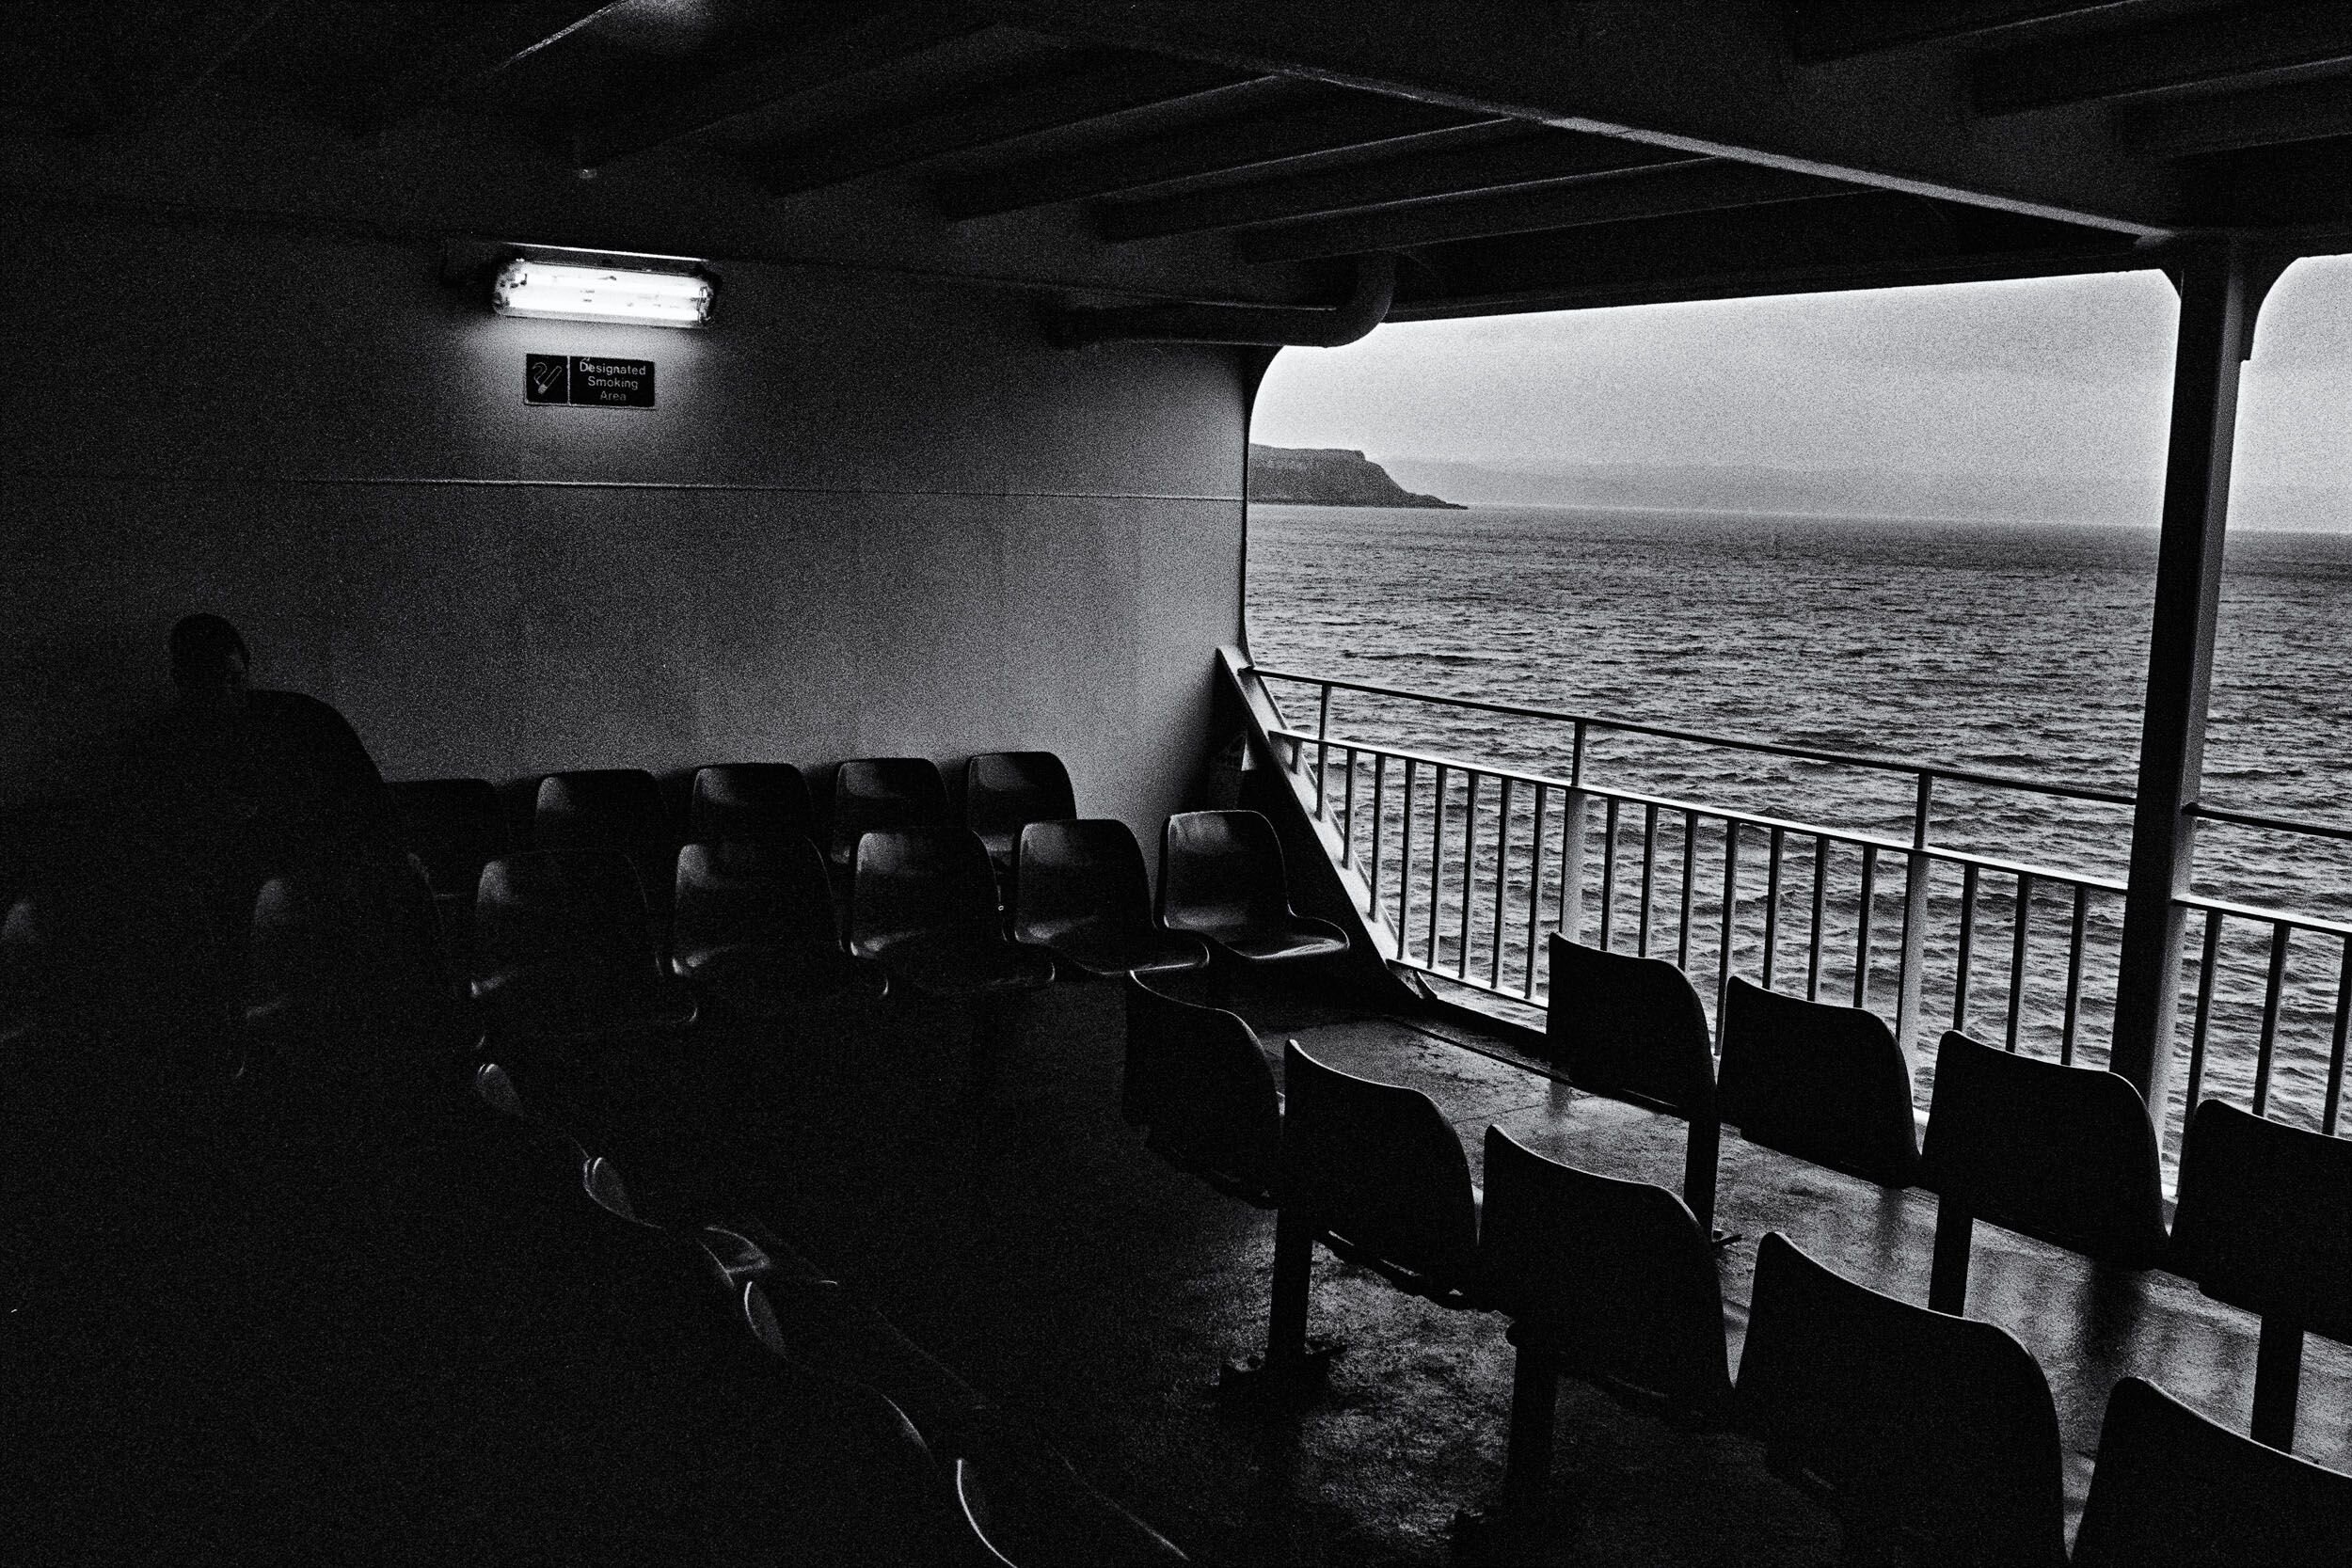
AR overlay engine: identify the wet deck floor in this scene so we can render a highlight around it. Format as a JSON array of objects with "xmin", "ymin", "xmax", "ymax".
[{"xmin": 752, "ymin": 975, "xmax": 2352, "ymax": 1567}]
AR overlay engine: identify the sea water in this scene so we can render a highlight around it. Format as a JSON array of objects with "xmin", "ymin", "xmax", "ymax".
[{"xmin": 1247, "ymin": 502, "xmax": 2352, "ymax": 1137}]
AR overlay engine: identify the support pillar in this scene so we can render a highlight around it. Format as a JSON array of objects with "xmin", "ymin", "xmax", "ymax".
[{"xmin": 2109, "ymin": 241, "xmax": 2268, "ymax": 1117}]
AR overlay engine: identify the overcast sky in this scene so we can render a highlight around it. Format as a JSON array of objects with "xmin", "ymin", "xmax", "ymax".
[{"xmin": 1253, "ymin": 256, "xmax": 2352, "ymax": 495}]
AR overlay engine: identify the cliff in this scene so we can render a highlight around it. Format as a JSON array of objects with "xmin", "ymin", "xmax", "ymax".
[{"xmin": 1248, "ymin": 445, "xmax": 1464, "ymax": 508}]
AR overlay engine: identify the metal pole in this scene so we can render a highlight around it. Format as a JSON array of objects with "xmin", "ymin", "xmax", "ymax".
[
  {"xmin": 2111, "ymin": 239, "xmax": 2267, "ymax": 1122},
  {"xmin": 1894, "ymin": 772, "xmax": 1932, "ymax": 1070}
]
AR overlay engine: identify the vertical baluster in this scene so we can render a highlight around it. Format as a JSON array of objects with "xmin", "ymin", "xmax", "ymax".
[
  {"xmin": 1369, "ymin": 753, "xmax": 1388, "ymax": 920},
  {"xmin": 1639, "ymin": 804, "xmax": 1660, "ymax": 958},
  {"xmin": 1457, "ymin": 773, "xmax": 1481, "ymax": 980},
  {"xmin": 1428, "ymin": 766, "xmax": 1450, "ymax": 968},
  {"xmin": 1677, "ymin": 812, "xmax": 1697, "ymax": 971},
  {"xmin": 1314, "ymin": 683, "xmax": 1332, "ymax": 817},
  {"xmin": 2254, "ymin": 922, "xmax": 2290, "ymax": 1117},
  {"xmin": 1854, "ymin": 845, "xmax": 1878, "ymax": 1010},
  {"xmin": 2185, "ymin": 908, "xmax": 2221, "ymax": 1109},
  {"xmin": 2060, "ymin": 883, "xmax": 2090, "ymax": 1067},
  {"xmin": 1524, "ymin": 784, "xmax": 1549, "ymax": 999},
  {"xmin": 1894, "ymin": 776, "xmax": 1933, "ymax": 1061},
  {"xmin": 1763, "ymin": 826, "xmax": 1785, "ymax": 990},
  {"xmin": 1598, "ymin": 798, "xmax": 1621, "ymax": 953},
  {"xmin": 1807, "ymin": 836, "xmax": 1830, "ymax": 1002},
  {"xmin": 1953, "ymin": 863, "xmax": 1980, "ymax": 1033},
  {"xmin": 1398, "ymin": 758, "xmax": 1417, "ymax": 948},
  {"xmin": 1490, "ymin": 778, "xmax": 1514, "ymax": 988},
  {"xmin": 2007, "ymin": 873, "xmax": 2032, "ymax": 1053},
  {"xmin": 2326, "ymin": 936, "xmax": 2351, "ymax": 1137},
  {"xmin": 1717, "ymin": 822, "xmax": 1741, "ymax": 1012},
  {"xmin": 1341, "ymin": 745, "xmax": 1358, "ymax": 865}
]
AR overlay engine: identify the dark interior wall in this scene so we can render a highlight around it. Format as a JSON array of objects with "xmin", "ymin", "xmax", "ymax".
[{"xmin": 0, "ymin": 204, "xmax": 1248, "ymax": 840}]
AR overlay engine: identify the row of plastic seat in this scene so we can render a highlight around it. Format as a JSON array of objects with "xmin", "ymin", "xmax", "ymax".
[
  {"xmin": 1120, "ymin": 979, "xmax": 2352, "ymax": 1564},
  {"xmin": 1544, "ymin": 932, "xmax": 2352, "ymax": 1454}
]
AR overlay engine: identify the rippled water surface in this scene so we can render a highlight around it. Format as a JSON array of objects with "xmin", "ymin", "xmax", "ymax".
[{"xmin": 1248, "ymin": 503, "xmax": 2352, "ymax": 1138}]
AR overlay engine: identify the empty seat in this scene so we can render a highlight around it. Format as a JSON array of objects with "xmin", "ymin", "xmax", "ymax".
[
  {"xmin": 830, "ymin": 757, "xmax": 951, "ymax": 872},
  {"xmin": 389, "ymin": 777, "xmax": 504, "ymax": 895},
  {"xmin": 849, "ymin": 827, "xmax": 1055, "ymax": 1001},
  {"xmin": 672, "ymin": 838, "xmax": 880, "ymax": 1016},
  {"xmin": 1919, "ymin": 1030, "xmax": 2169, "ymax": 1315},
  {"xmin": 1735, "ymin": 1230, "xmax": 2067, "ymax": 1568},
  {"xmin": 689, "ymin": 763, "xmax": 816, "ymax": 848},
  {"xmin": 2169, "ymin": 1097, "xmax": 2352, "ymax": 1450},
  {"xmin": 244, "ymin": 859, "xmax": 461, "ymax": 1070},
  {"xmin": 471, "ymin": 848, "xmax": 697, "ymax": 1049},
  {"xmin": 1016, "ymin": 819, "xmax": 1209, "ymax": 980},
  {"xmin": 1249, "ymin": 1039, "xmax": 1482, "ymax": 1392},
  {"xmin": 1545, "ymin": 934, "xmax": 1723, "ymax": 1233},
  {"xmin": 965, "ymin": 752, "xmax": 1076, "ymax": 876},
  {"xmin": 1157, "ymin": 810, "xmax": 1349, "ymax": 970},
  {"xmin": 1120, "ymin": 976, "xmax": 1282, "ymax": 1205},
  {"xmin": 1472, "ymin": 1128, "xmax": 1731, "ymax": 1523},
  {"xmin": 2073, "ymin": 1375, "xmax": 2352, "ymax": 1568},
  {"xmin": 533, "ymin": 768, "xmax": 676, "ymax": 923},
  {"xmin": 1718, "ymin": 976, "xmax": 1920, "ymax": 1188}
]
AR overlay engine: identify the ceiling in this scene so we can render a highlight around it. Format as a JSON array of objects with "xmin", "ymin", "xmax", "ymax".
[{"xmin": 5, "ymin": 1, "xmax": 2349, "ymax": 318}]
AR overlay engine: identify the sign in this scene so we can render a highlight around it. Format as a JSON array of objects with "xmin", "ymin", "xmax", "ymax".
[{"xmin": 525, "ymin": 354, "xmax": 656, "ymax": 408}]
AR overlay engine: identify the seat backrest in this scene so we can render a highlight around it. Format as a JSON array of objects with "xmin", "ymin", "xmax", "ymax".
[
  {"xmin": 534, "ymin": 768, "xmax": 669, "ymax": 855},
  {"xmin": 389, "ymin": 777, "xmax": 504, "ymax": 895},
  {"xmin": 849, "ymin": 826, "xmax": 1003, "ymax": 959},
  {"xmin": 2169, "ymin": 1098, "xmax": 2352, "ymax": 1343},
  {"xmin": 1735, "ymin": 1230, "xmax": 2067, "ymax": 1568},
  {"xmin": 689, "ymin": 763, "xmax": 815, "ymax": 848},
  {"xmin": 1159, "ymin": 810, "xmax": 1293, "ymax": 936},
  {"xmin": 1121, "ymin": 975, "xmax": 1282, "ymax": 1200},
  {"xmin": 1279, "ymin": 1037, "xmax": 1480, "ymax": 1285},
  {"xmin": 1919, "ymin": 1030, "xmax": 2169, "ymax": 1268},
  {"xmin": 831, "ymin": 757, "xmax": 951, "ymax": 864},
  {"xmin": 965, "ymin": 751, "xmax": 1075, "ymax": 840},
  {"xmin": 1479, "ymin": 1127, "xmax": 1730, "ymax": 1417},
  {"xmin": 1717, "ymin": 977, "xmax": 1920, "ymax": 1187},
  {"xmin": 474, "ymin": 848, "xmax": 663, "ymax": 992},
  {"xmin": 2073, "ymin": 1374, "xmax": 2352, "ymax": 1568},
  {"xmin": 1016, "ymin": 818, "xmax": 1153, "ymax": 948},
  {"xmin": 1544, "ymin": 933, "xmax": 1716, "ymax": 1118},
  {"xmin": 673, "ymin": 838, "xmax": 839, "ymax": 962}
]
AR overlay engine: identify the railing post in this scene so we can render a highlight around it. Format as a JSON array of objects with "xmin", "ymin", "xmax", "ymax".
[
  {"xmin": 1560, "ymin": 722, "xmax": 1590, "ymax": 944},
  {"xmin": 2112, "ymin": 239, "xmax": 2267, "ymax": 1117},
  {"xmin": 1894, "ymin": 772, "xmax": 1933, "ymax": 1069}
]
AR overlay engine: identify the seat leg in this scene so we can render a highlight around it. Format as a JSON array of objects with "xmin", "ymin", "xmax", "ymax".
[
  {"xmin": 1453, "ymin": 1339, "xmax": 1565, "ymax": 1556},
  {"xmin": 1217, "ymin": 1205, "xmax": 1333, "ymax": 1404},
  {"xmin": 2250, "ymin": 1316, "xmax": 2303, "ymax": 1450},
  {"xmin": 1928, "ymin": 1202, "xmax": 1972, "ymax": 1316},
  {"xmin": 1683, "ymin": 1116, "xmax": 1736, "ymax": 1245}
]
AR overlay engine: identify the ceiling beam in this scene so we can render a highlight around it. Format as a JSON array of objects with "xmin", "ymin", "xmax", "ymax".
[
  {"xmin": 977, "ymin": 1, "xmax": 2176, "ymax": 234},
  {"xmin": 1973, "ymin": 2, "xmax": 2352, "ymax": 114},
  {"xmin": 1787, "ymin": 2, "xmax": 2148, "ymax": 63},
  {"xmin": 372, "ymin": 1, "xmax": 627, "ymax": 128},
  {"xmin": 2122, "ymin": 72, "xmax": 2352, "ymax": 156},
  {"xmin": 746, "ymin": 54, "xmax": 1265, "ymax": 197},
  {"xmin": 934, "ymin": 87, "xmax": 1488, "ymax": 219},
  {"xmin": 1102, "ymin": 130, "xmax": 1701, "ymax": 242},
  {"xmin": 1233, "ymin": 159, "xmax": 1859, "ymax": 263},
  {"xmin": 578, "ymin": 5, "xmax": 998, "ymax": 168}
]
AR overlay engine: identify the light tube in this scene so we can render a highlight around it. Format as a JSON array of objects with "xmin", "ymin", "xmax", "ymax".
[{"xmin": 492, "ymin": 259, "xmax": 715, "ymax": 327}]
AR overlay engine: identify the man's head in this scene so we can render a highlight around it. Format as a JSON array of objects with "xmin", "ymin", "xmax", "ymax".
[{"xmin": 169, "ymin": 613, "xmax": 251, "ymax": 712}]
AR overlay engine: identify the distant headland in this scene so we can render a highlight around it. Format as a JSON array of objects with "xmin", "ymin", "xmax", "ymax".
[{"xmin": 1248, "ymin": 444, "xmax": 1465, "ymax": 509}]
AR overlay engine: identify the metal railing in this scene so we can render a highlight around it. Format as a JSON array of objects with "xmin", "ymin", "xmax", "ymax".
[{"xmin": 1257, "ymin": 665, "xmax": 2352, "ymax": 1153}]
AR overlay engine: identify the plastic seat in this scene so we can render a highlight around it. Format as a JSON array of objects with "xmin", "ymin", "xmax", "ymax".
[
  {"xmin": 689, "ymin": 763, "xmax": 816, "ymax": 848},
  {"xmin": 672, "ymin": 838, "xmax": 881, "ymax": 1016},
  {"xmin": 850, "ymin": 826, "xmax": 1054, "ymax": 999},
  {"xmin": 389, "ymin": 777, "xmax": 504, "ymax": 896},
  {"xmin": 533, "ymin": 768, "xmax": 676, "ymax": 924},
  {"xmin": 1545, "ymin": 933, "xmax": 1724, "ymax": 1232},
  {"xmin": 1735, "ymin": 1230, "xmax": 2068, "ymax": 1568},
  {"xmin": 965, "ymin": 751, "xmax": 1076, "ymax": 876},
  {"xmin": 1248, "ymin": 1039, "xmax": 1483, "ymax": 1393},
  {"xmin": 1472, "ymin": 1127, "xmax": 1731, "ymax": 1523},
  {"xmin": 244, "ymin": 859, "xmax": 462, "ymax": 1069},
  {"xmin": 2073, "ymin": 1374, "xmax": 2352, "ymax": 1567},
  {"xmin": 1919, "ymin": 1030, "xmax": 2169, "ymax": 1315},
  {"xmin": 2169, "ymin": 1098, "xmax": 2352, "ymax": 1450},
  {"xmin": 1718, "ymin": 976, "xmax": 1920, "ymax": 1188},
  {"xmin": 470, "ymin": 848, "xmax": 697, "ymax": 1048},
  {"xmin": 1157, "ymin": 810, "xmax": 1349, "ymax": 968},
  {"xmin": 1016, "ymin": 820, "xmax": 1209, "ymax": 980},
  {"xmin": 830, "ymin": 757, "xmax": 951, "ymax": 872},
  {"xmin": 1120, "ymin": 976, "xmax": 1282, "ymax": 1205}
]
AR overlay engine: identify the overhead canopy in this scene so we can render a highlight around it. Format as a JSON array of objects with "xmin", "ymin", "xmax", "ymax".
[{"xmin": 5, "ymin": 1, "xmax": 2349, "ymax": 317}]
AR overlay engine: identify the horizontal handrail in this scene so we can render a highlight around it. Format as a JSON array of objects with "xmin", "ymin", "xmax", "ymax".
[
  {"xmin": 1255, "ymin": 664, "xmax": 2138, "ymax": 806},
  {"xmin": 2186, "ymin": 800, "xmax": 2352, "ymax": 846}
]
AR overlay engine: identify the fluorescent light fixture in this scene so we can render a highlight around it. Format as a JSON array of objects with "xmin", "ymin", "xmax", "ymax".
[{"xmin": 492, "ymin": 256, "xmax": 715, "ymax": 328}]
